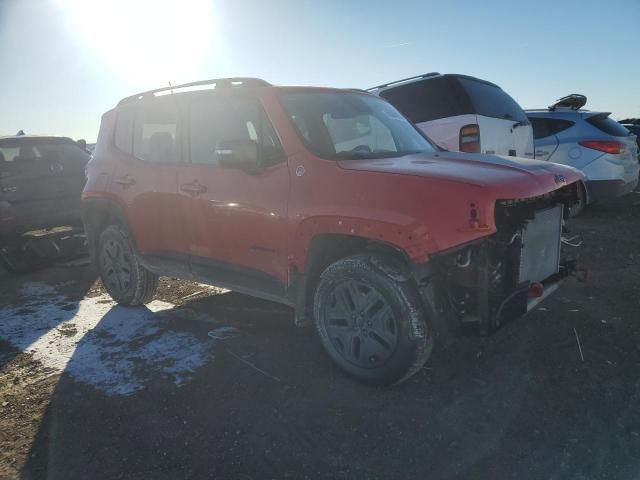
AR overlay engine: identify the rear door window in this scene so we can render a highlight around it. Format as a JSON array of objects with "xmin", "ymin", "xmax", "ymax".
[
  {"xmin": 529, "ymin": 117, "xmax": 575, "ymax": 139},
  {"xmin": 457, "ymin": 77, "xmax": 528, "ymax": 123},
  {"xmin": 379, "ymin": 77, "xmax": 466, "ymax": 123},
  {"xmin": 133, "ymin": 100, "xmax": 180, "ymax": 164},
  {"xmin": 586, "ymin": 114, "xmax": 631, "ymax": 137},
  {"xmin": 114, "ymin": 107, "xmax": 135, "ymax": 154}
]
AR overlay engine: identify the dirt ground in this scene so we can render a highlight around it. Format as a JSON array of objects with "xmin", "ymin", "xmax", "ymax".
[{"xmin": 1, "ymin": 193, "xmax": 640, "ymax": 480}]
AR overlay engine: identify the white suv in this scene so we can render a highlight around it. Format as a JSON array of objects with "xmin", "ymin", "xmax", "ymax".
[{"xmin": 368, "ymin": 73, "xmax": 534, "ymax": 159}]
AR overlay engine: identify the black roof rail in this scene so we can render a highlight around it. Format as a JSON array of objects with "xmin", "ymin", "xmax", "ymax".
[
  {"xmin": 366, "ymin": 72, "xmax": 440, "ymax": 91},
  {"xmin": 117, "ymin": 77, "xmax": 271, "ymax": 106}
]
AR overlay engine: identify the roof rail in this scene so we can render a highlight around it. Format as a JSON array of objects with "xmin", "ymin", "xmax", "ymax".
[
  {"xmin": 366, "ymin": 72, "xmax": 440, "ymax": 92},
  {"xmin": 117, "ymin": 77, "xmax": 271, "ymax": 106}
]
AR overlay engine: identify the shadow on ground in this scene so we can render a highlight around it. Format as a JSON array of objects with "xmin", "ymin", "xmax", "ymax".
[{"xmin": 8, "ymin": 193, "xmax": 640, "ymax": 479}]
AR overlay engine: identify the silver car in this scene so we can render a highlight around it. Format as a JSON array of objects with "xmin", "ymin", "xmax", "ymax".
[{"xmin": 526, "ymin": 95, "xmax": 639, "ymax": 206}]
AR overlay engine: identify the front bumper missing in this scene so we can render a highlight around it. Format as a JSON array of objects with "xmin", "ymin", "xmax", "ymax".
[{"xmin": 474, "ymin": 257, "xmax": 578, "ymax": 335}]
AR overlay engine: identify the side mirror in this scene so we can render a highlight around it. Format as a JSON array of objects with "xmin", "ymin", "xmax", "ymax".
[{"xmin": 216, "ymin": 140, "xmax": 259, "ymax": 173}]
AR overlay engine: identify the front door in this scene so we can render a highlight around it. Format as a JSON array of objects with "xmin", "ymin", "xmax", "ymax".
[{"xmin": 178, "ymin": 93, "xmax": 290, "ymax": 299}]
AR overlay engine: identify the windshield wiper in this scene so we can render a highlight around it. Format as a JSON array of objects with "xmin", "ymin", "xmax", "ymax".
[{"xmin": 334, "ymin": 151, "xmax": 374, "ymax": 160}]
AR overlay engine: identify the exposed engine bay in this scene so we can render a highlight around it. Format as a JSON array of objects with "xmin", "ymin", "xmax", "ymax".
[{"xmin": 427, "ymin": 185, "xmax": 584, "ymax": 334}]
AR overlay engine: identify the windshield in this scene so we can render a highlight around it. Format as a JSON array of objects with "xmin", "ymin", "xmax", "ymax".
[{"xmin": 279, "ymin": 91, "xmax": 436, "ymax": 160}]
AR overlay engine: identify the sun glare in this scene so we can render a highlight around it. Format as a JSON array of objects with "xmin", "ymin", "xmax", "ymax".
[{"xmin": 55, "ymin": 0, "xmax": 214, "ymax": 86}]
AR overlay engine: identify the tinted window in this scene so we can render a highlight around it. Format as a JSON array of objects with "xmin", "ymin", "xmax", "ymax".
[
  {"xmin": 114, "ymin": 108, "xmax": 134, "ymax": 154},
  {"xmin": 457, "ymin": 77, "xmax": 528, "ymax": 123},
  {"xmin": 586, "ymin": 114, "xmax": 631, "ymax": 137},
  {"xmin": 189, "ymin": 95, "xmax": 283, "ymax": 167},
  {"xmin": 133, "ymin": 100, "xmax": 179, "ymax": 163},
  {"xmin": 0, "ymin": 139, "xmax": 89, "ymax": 171},
  {"xmin": 529, "ymin": 117, "xmax": 575, "ymax": 139},
  {"xmin": 279, "ymin": 91, "xmax": 435, "ymax": 160},
  {"xmin": 379, "ymin": 77, "xmax": 466, "ymax": 123}
]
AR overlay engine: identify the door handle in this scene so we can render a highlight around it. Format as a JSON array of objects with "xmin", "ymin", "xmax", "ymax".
[
  {"xmin": 115, "ymin": 175, "xmax": 136, "ymax": 188},
  {"xmin": 535, "ymin": 150, "xmax": 549, "ymax": 156},
  {"xmin": 180, "ymin": 182, "xmax": 207, "ymax": 195}
]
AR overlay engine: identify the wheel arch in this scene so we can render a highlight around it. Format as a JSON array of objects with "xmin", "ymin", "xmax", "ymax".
[
  {"xmin": 81, "ymin": 197, "xmax": 135, "ymax": 261},
  {"xmin": 291, "ymin": 232, "xmax": 415, "ymax": 326}
]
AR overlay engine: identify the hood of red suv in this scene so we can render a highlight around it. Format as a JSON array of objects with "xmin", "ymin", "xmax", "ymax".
[{"xmin": 337, "ymin": 151, "xmax": 584, "ymax": 200}]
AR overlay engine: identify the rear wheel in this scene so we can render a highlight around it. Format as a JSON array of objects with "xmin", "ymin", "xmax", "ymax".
[
  {"xmin": 98, "ymin": 224, "xmax": 158, "ymax": 305},
  {"xmin": 313, "ymin": 254, "xmax": 433, "ymax": 385}
]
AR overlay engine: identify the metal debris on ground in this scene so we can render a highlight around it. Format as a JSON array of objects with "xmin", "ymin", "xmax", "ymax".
[{"xmin": 574, "ymin": 327, "xmax": 585, "ymax": 362}]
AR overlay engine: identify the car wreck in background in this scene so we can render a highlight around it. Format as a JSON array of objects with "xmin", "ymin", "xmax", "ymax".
[
  {"xmin": 527, "ymin": 95, "xmax": 639, "ymax": 208},
  {"xmin": 0, "ymin": 135, "xmax": 89, "ymax": 272}
]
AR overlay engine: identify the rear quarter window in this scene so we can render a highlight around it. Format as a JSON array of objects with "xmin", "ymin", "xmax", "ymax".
[
  {"xmin": 529, "ymin": 117, "xmax": 575, "ymax": 139},
  {"xmin": 379, "ymin": 77, "xmax": 466, "ymax": 123},
  {"xmin": 586, "ymin": 115, "xmax": 631, "ymax": 137},
  {"xmin": 457, "ymin": 77, "xmax": 528, "ymax": 123},
  {"xmin": 114, "ymin": 108, "xmax": 135, "ymax": 154}
]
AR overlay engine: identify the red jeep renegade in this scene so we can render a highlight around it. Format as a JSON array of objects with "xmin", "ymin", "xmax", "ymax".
[{"xmin": 82, "ymin": 78, "xmax": 583, "ymax": 385}]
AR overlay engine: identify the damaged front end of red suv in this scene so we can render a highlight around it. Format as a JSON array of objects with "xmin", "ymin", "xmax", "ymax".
[
  {"xmin": 420, "ymin": 186, "xmax": 583, "ymax": 336},
  {"xmin": 336, "ymin": 151, "xmax": 585, "ymax": 337}
]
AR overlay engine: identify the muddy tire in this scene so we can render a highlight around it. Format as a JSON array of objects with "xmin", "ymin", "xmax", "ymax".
[
  {"xmin": 97, "ymin": 224, "xmax": 158, "ymax": 306},
  {"xmin": 313, "ymin": 254, "xmax": 433, "ymax": 386}
]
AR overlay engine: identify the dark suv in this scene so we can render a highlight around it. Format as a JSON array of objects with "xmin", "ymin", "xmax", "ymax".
[
  {"xmin": 83, "ymin": 77, "xmax": 584, "ymax": 385},
  {"xmin": 0, "ymin": 135, "xmax": 89, "ymax": 270}
]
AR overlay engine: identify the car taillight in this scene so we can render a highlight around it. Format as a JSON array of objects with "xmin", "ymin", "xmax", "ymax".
[
  {"xmin": 460, "ymin": 124, "xmax": 480, "ymax": 153},
  {"xmin": 578, "ymin": 140, "xmax": 625, "ymax": 155}
]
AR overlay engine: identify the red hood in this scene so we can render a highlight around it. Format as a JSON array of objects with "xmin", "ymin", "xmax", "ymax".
[{"xmin": 338, "ymin": 151, "xmax": 584, "ymax": 200}]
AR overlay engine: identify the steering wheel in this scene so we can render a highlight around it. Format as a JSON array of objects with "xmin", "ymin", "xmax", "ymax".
[{"xmin": 351, "ymin": 145, "xmax": 372, "ymax": 154}]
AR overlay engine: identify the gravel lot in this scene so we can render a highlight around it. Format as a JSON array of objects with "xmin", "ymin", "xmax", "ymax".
[{"xmin": 1, "ymin": 193, "xmax": 640, "ymax": 480}]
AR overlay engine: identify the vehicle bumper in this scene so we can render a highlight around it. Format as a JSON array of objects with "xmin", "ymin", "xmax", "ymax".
[{"xmin": 585, "ymin": 177, "xmax": 639, "ymax": 203}]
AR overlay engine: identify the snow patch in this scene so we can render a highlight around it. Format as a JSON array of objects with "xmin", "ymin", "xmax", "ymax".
[{"xmin": 0, "ymin": 283, "xmax": 230, "ymax": 396}]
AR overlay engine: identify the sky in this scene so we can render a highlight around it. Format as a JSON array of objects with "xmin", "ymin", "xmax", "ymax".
[{"xmin": 0, "ymin": 0, "xmax": 638, "ymax": 142}]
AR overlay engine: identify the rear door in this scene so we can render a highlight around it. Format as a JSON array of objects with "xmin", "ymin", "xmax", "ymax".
[
  {"xmin": 456, "ymin": 77, "xmax": 534, "ymax": 158},
  {"xmin": 110, "ymin": 99, "xmax": 191, "ymax": 272},
  {"xmin": 529, "ymin": 116, "xmax": 561, "ymax": 161}
]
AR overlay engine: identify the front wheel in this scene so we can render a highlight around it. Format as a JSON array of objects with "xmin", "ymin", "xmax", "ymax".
[
  {"xmin": 313, "ymin": 255, "xmax": 433, "ymax": 385},
  {"xmin": 98, "ymin": 224, "xmax": 158, "ymax": 306}
]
